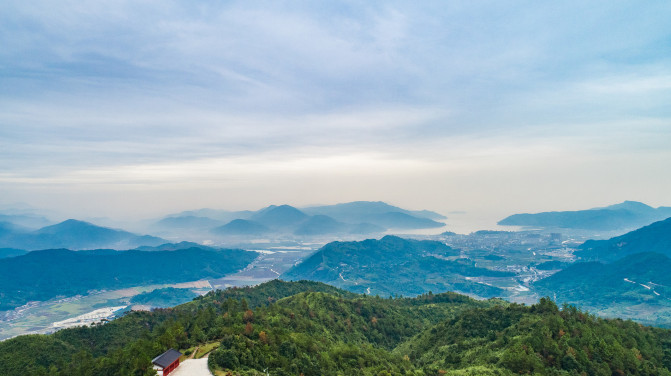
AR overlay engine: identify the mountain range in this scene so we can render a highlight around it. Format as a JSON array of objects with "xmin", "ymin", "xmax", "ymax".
[
  {"xmin": 523, "ymin": 217, "xmax": 671, "ymax": 325},
  {"xmin": 156, "ymin": 201, "xmax": 446, "ymax": 238},
  {"xmin": 302, "ymin": 201, "xmax": 446, "ymax": 221},
  {"xmin": 3, "ymin": 209, "xmax": 671, "ymax": 374},
  {"xmin": 0, "ymin": 219, "xmax": 166, "ymax": 251},
  {"xmin": 282, "ymin": 235, "xmax": 513, "ymax": 297},
  {"xmin": 498, "ymin": 200, "xmax": 671, "ymax": 231}
]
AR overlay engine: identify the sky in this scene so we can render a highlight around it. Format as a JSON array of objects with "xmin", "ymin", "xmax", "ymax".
[{"xmin": 1, "ymin": 1, "xmax": 670, "ymax": 225}]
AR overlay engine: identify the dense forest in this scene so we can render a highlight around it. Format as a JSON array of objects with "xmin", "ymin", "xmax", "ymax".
[{"xmin": 1, "ymin": 280, "xmax": 671, "ymax": 375}]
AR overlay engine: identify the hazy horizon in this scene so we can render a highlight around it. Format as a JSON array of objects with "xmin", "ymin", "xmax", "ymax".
[
  {"xmin": 2, "ymin": 1, "xmax": 670, "ymax": 224},
  {"xmin": 2, "ymin": 198, "xmax": 669, "ymax": 237}
]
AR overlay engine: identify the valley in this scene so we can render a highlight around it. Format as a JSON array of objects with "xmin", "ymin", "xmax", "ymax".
[{"xmin": 0, "ymin": 280, "xmax": 211, "ymax": 340}]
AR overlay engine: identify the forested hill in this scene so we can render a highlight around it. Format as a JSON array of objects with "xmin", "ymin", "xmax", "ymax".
[
  {"xmin": 530, "ymin": 252, "xmax": 671, "ymax": 326},
  {"xmin": 396, "ymin": 298, "xmax": 671, "ymax": 375},
  {"xmin": 282, "ymin": 235, "xmax": 513, "ymax": 298},
  {"xmin": 577, "ymin": 216, "xmax": 671, "ymax": 262},
  {"xmin": 0, "ymin": 247, "xmax": 257, "ymax": 310},
  {"xmin": 2, "ymin": 280, "xmax": 671, "ymax": 376}
]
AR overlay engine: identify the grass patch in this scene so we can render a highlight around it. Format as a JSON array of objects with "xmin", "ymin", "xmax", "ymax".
[
  {"xmin": 195, "ymin": 342, "xmax": 219, "ymax": 358},
  {"xmin": 179, "ymin": 345, "xmax": 196, "ymax": 361}
]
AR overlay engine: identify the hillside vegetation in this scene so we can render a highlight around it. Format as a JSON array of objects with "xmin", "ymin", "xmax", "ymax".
[
  {"xmin": 396, "ymin": 298, "xmax": 671, "ymax": 375},
  {"xmin": 1, "ymin": 280, "xmax": 671, "ymax": 376},
  {"xmin": 533, "ymin": 252, "xmax": 671, "ymax": 326},
  {"xmin": 129, "ymin": 287, "xmax": 200, "ymax": 308},
  {"xmin": 283, "ymin": 235, "xmax": 513, "ymax": 297},
  {"xmin": 578, "ymin": 217, "xmax": 671, "ymax": 262}
]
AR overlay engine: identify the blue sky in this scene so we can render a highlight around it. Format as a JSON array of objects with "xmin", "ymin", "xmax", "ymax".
[{"xmin": 1, "ymin": 1, "xmax": 670, "ymax": 222}]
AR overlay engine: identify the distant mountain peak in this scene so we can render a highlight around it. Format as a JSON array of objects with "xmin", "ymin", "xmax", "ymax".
[
  {"xmin": 252, "ymin": 205, "xmax": 308, "ymax": 227},
  {"xmin": 602, "ymin": 200, "xmax": 653, "ymax": 210},
  {"xmin": 36, "ymin": 219, "xmax": 102, "ymax": 233},
  {"xmin": 380, "ymin": 234, "xmax": 404, "ymax": 242},
  {"xmin": 302, "ymin": 201, "xmax": 446, "ymax": 224},
  {"xmin": 211, "ymin": 219, "xmax": 270, "ymax": 235},
  {"xmin": 59, "ymin": 219, "xmax": 90, "ymax": 225},
  {"xmin": 264, "ymin": 204, "xmax": 302, "ymax": 213}
]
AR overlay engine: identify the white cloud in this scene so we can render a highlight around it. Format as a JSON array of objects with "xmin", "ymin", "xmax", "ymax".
[{"xmin": 1, "ymin": 1, "xmax": 671, "ymax": 220}]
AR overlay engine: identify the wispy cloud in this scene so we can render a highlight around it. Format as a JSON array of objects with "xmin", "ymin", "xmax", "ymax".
[{"xmin": 1, "ymin": 0, "xmax": 670, "ymax": 218}]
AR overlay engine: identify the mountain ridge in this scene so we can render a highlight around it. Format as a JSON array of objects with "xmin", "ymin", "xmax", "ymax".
[
  {"xmin": 153, "ymin": 201, "xmax": 447, "ymax": 237},
  {"xmin": 283, "ymin": 235, "xmax": 512, "ymax": 297},
  {"xmin": 534, "ymin": 252, "xmax": 671, "ymax": 326},
  {"xmin": 211, "ymin": 219, "xmax": 270, "ymax": 236},
  {"xmin": 577, "ymin": 216, "xmax": 671, "ymax": 261},
  {"xmin": 302, "ymin": 201, "xmax": 446, "ymax": 221},
  {"xmin": 0, "ymin": 246, "xmax": 257, "ymax": 310},
  {"xmin": 0, "ymin": 219, "xmax": 166, "ymax": 251},
  {"xmin": 498, "ymin": 200, "xmax": 671, "ymax": 231}
]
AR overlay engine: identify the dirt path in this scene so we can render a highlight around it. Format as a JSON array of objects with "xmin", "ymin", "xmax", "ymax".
[
  {"xmin": 170, "ymin": 358, "xmax": 212, "ymax": 376},
  {"xmin": 189, "ymin": 346, "xmax": 199, "ymax": 359}
]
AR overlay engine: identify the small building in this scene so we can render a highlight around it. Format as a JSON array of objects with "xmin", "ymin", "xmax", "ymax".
[{"xmin": 152, "ymin": 348, "xmax": 182, "ymax": 376}]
